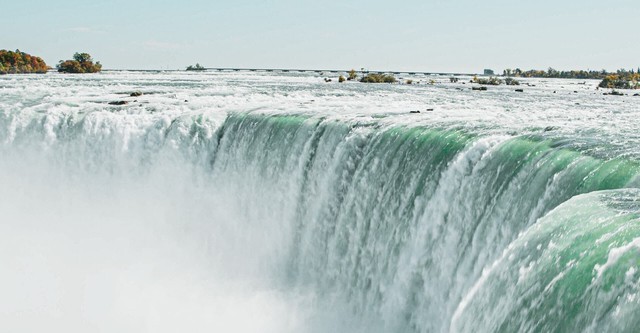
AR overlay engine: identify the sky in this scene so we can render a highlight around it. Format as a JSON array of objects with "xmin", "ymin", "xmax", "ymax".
[{"xmin": 2, "ymin": 0, "xmax": 638, "ymax": 72}]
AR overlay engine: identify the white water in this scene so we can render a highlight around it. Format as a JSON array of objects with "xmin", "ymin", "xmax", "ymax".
[
  {"xmin": 0, "ymin": 128, "xmax": 312, "ymax": 333},
  {"xmin": 1, "ymin": 71, "xmax": 640, "ymax": 332}
]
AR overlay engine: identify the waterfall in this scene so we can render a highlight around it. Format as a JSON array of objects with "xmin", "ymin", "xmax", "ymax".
[{"xmin": 2, "ymin": 73, "xmax": 640, "ymax": 332}]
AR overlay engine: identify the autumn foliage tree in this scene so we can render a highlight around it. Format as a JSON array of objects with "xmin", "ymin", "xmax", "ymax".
[
  {"xmin": 57, "ymin": 52, "xmax": 102, "ymax": 73},
  {"xmin": 0, "ymin": 49, "xmax": 48, "ymax": 74},
  {"xmin": 598, "ymin": 73, "xmax": 640, "ymax": 89}
]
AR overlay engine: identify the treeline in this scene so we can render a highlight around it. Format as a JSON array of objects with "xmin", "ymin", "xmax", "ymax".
[
  {"xmin": 503, "ymin": 67, "xmax": 640, "ymax": 80},
  {"xmin": 0, "ymin": 49, "xmax": 48, "ymax": 74}
]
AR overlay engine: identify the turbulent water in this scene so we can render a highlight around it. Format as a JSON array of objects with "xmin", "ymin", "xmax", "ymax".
[{"xmin": 1, "ymin": 71, "xmax": 640, "ymax": 332}]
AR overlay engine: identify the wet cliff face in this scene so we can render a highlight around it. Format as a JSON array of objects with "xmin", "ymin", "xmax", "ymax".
[{"xmin": 1, "ymin": 72, "xmax": 639, "ymax": 333}]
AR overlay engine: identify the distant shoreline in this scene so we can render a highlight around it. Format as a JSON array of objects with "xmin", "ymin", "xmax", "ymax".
[
  {"xmin": 96, "ymin": 68, "xmax": 480, "ymax": 76},
  {"xmin": 93, "ymin": 68, "xmax": 629, "ymax": 82}
]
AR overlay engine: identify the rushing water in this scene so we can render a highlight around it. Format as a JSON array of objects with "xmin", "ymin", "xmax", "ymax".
[{"xmin": 1, "ymin": 71, "xmax": 639, "ymax": 332}]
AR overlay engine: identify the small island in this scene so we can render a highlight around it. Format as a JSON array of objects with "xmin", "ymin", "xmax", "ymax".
[
  {"xmin": 360, "ymin": 73, "xmax": 397, "ymax": 83},
  {"xmin": 470, "ymin": 76, "xmax": 521, "ymax": 86},
  {"xmin": 57, "ymin": 52, "xmax": 102, "ymax": 73},
  {"xmin": 186, "ymin": 63, "xmax": 206, "ymax": 71},
  {"xmin": 0, "ymin": 49, "xmax": 48, "ymax": 74}
]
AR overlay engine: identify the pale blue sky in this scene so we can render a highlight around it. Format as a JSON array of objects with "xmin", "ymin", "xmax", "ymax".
[{"xmin": 2, "ymin": 0, "xmax": 638, "ymax": 72}]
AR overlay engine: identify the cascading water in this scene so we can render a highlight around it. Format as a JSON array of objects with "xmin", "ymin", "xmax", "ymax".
[{"xmin": 1, "ymin": 71, "xmax": 639, "ymax": 332}]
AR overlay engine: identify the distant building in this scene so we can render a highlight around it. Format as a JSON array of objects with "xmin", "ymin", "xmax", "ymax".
[{"xmin": 484, "ymin": 69, "xmax": 495, "ymax": 75}]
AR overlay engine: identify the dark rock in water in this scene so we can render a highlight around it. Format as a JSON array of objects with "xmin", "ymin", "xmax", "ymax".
[
  {"xmin": 573, "ymin": 91, "xmax": 578, "ymax": 93},
  {"xmin": 634, "ymin": 93, "xmax": 640, "ymax": 96},
  {"xmin": 544, "ymin": 126, "xmax": 558, "ymax": 132},
  {"xmin": 130, "ymin": 91, "xmax": 143, "ymax": 97},
  {"xmin": 472, "ymin": 86, "xmax": 487, "ymax": 91},
  {"xmin": 605, "ymin": 91, "xmax": 624, "ymax": 96},
  {"xmin": 426, "ymin": 108, "xmax": 434, "ymax": 111},
  {"xmin": 515, "ymin": 89, "xmax": 524, "ymax": 92},
  {"xmin": 108, "ymin": 101, "xmax": 128, "ymax": 105},
  {"xmin": 324, "ymin": 78, "xmax": 332, "ymax": 82},
  {"xmin": 553, "ymin": 91, "xmax": 556, "ymax": 93},
  {"xmin": 410, "ymin": 110, "xmax": 421, "ymax": 114}
]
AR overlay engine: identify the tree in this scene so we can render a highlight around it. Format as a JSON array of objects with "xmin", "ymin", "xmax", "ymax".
[
  {"xmin": 73, "ymin": 52, "xmax": 93, "ymax": 63},
  {"xmin": 473, "ymin": 76, "xmax": 502, "ymax": 85},
  {"xmin": 504, "ymin": 77, "xmax": 520, "ymax": 85},
  {"xmin": 348, "ymin": 69, "xmax": 357, "ymax": 80}
]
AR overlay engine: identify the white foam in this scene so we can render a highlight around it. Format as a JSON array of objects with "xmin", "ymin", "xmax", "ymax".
[{"xmin": 594, "ymin": 237, "xmax": 640, "ymax": 279}]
